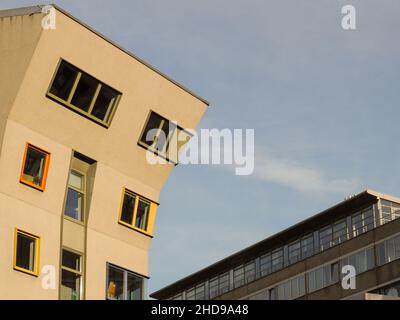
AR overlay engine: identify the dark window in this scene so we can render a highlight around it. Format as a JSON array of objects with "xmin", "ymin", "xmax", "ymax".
[
  {"xmin": 107, "ymin": 264, "xmax": 144, "ymax": 300},
  {"xmin": 48, "ymin": 60, "xmax": 121, "ymax": 126},
  {"xmin": 120, "ymin": 192, "xmax": 136, "ymax": 225},
  {"xmin": 49, "ymin": 62, "xmax": 78, "ymax": 101},
  {"xmin": 60, "ymin": 250, "xmax": 82, "ymax": 300},
  {"xmin": 64, "ymin": 171, "xmax": 84, "ymax": 221},
  {"xmin": 20, "ymin": 144, "xmax": 50, "ymax": 190},
  {"xmin": 15, "ymin": 230, "xmax": 39, "ymax": 274},
  {"xmin": 135, "ymin": 199, "xmax": 150, "ymax": 231}
]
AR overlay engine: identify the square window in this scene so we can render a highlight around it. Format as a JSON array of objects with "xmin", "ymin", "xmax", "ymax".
[
  {"xmin": 14, "ymin": 229, "xmax": 40, "ymax": 276},
  {"xmin": 71, "ymin": 73, "xmax": 98, "ymax": 112},
  {"xmin": 107, "ymin": 264, "xmax": 144, "ymax": 300},
  {"xmin": 20, "ymin": 144, "xmax": 50, "ymax": 191},
  {"xmin": 118, "ymin": 188, "xmax": 157, "ymax": 235}
]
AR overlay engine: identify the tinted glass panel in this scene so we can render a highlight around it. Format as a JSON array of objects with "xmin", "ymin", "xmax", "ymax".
[
  {"xmin": 120, "ymin": 192, "xmax": 136, "ymax": 225},
  {"xmin": 62, "ymin": 250, "xmax": 81, "ymax": 271},
  {"xmin": 135, "ymin": 199, "xmax": 150, "ymax": 231},
  {"xmin": 23, "ymin": 147, "xmax": 46, "ymax": 186},
  {"xmin": 64, "ymin": 188, "xmax": 84, "ymax": 221},
  {"xmin": 91, "ymin": 86, "xmax": 118, "ymax": 121},
  {"xmin": 61, "ymin": 270, "xmax": 81, "ymax": 300},
  {"xmin": 107, "ymin": 266, "xmax": 124, "ymax": 300},
  {"xmin": 71, "ymin": 73, "xmax": 98, "ymax": 112},
  {"xmin": 50, "ymin": 61, "xmax": 78, "ymax": 101},
  {"xmin": 16, "ymin": 233, "xmax": 36, "ymax": 271},
  {"xmin": 127, "ymin": 273, "xmax": 143, "ymax": 300}
]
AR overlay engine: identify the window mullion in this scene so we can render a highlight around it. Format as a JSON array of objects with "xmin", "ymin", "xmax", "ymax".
[
  {"xmin": 132, "ymin": 195, "xmax": 139, "ymax": 226},
  {"xmin": 88, "ymin": 83, "xmax": 102, "ymax": 115},
  {"xmin": 67, "ymin": 72, "xmax": 82, "ymax": 103}
]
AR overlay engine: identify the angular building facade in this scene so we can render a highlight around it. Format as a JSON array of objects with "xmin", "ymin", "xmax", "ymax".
[
  {"xmin": 0, "ymin": 5, "xmax": 208, "ymax": 299},
  {"xmin": 151, "ymin": 190, "xmax": 400, "ymax": 300}
]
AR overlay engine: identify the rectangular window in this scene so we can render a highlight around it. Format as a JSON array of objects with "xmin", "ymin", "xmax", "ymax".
[
  {"xmin": 271, "ymin": 248, "xmax": 284, "ymax": 272},
  {"xmin": 260, "ymin": 253, "xmax": 272, "ymax": 276},
  {"xmin": 139, "ymin": 111, "xmax": 192, "ymax": 163},
  {"xmin": 288, "ymin": 240, "xmax": 301, "ymax": 265},
  {"xmin": 14, "ymin": 229, "xmax": 40, "ymax": 276},
  {"xmin": 209, "ymin": 273, "xmax": 230, "ymax": 299},
  {"xmin": 301, "ymin": 234, "xmax": 314, "ymax": 259},
  {"xmin": 233, "ymin": 265, "xmax": 244, "ymax": 288},
  {"xmin": 64, "ymin": 170, "xmax": 85, "ymax": 222},
  {"xmin": 352, "ymin": 207, "xmax": 374, "ymax": 237},
  {"xmin": 20, "ymin": 143, "xmax": 50, "ymax": 191},
  {"xmin": 341, "ymin": 247, "xmax": 375, "ymax": 275},
  {"xmin": 307, "ymin": 262, "xmax": 338, "ymax": 294},
  {"xmin": 319, "ymin": 225, "xmax": 333, "ymax": 251},
  {"xmin": 106, "ymin": 264, "xmax": 144, "ymax": 300},
  {"xmin": 244, "ymin": 261, "xmax": 256, "ymax": 283},
  {"xmin": 269, "ymin": 275, "xmax": 305, "ymax": 300},
  {"xmin": 60, "ymin": 249, "xmax": 83, "ymax": 300},
  {"xmin": 118, "ymin": 188, "xmax": 156, "ymax": 235},
  {"xmin": 48, "ymin": 60, "xmax": 121, "ymax": 127},
  {"xmin": 332, "ymin": 219, "xmax": 348, "ymax": 245}
]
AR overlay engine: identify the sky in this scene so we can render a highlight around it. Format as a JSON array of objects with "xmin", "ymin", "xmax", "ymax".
[{"xmin": 2, "ymin": 0, "xmax": 400, "ymax": 296}]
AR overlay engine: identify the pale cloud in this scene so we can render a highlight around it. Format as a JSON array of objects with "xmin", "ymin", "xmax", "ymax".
[{"xmin": 254, "ymin": 150, "xmax": 359, "ymax": 195}]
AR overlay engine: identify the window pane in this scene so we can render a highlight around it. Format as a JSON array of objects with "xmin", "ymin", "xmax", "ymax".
[
  {"xmin": 141, "ymin": 112, "xmax": 164, "ymax": 147},
  {"xmin": 23, "ymin": 147, "xmax": 46, "ymax": 187},
  {"xmin": 61, "ymin": 270, "xmax": 81, "ymax": 300},
  {"xmin": 107, "ymin": 266, "xmax": 124, "ymax": 300},
  {"xmin": 64, "ymin": 188, "xmax": 84, "ymax": 221},
  {"xmin": 120, "ymin": 192, "xmax": 136, "ymax": 225},
  {"xmin": 91, "ymin": 85, "xmax": 118, "ymax": 122},
  {"xmin": 127, "ymin": 273, "xmax": 143, "ymax": 300},
  {"xmin": 71, "ymin": 73, "xmax": 98, "ymax": 112},
  {"xmin": 62, "ymin": 250, "xmax": 81, "ymax": 272},
  {"xmin": 68, "ymin": 171, "xmax": 83, "ymax": 190},
  {"xmin": 135, "ymin": 199, "xmax": 150, "ymax": 231},
  {"xmin": 16, "ymin": 233, "xmax": 36, "ymax": 271},
  {"xmin": 319, "ymin": 226, "xmax": 332, "ymax": 251},
  {"xmin": 50, "ymin": 61, "xmax": 78, "ymax": 101}
]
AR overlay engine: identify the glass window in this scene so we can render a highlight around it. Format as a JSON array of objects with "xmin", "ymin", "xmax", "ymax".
[
  {"xmin": 332, "ymin": 219, "xmax": 348, "ymax": 245},
  {"xmin": 209, "ymin": 272, "xmax": 230, "ymax": 299},
  {"xmin": 271, "ymin": 248, "xmax": 283, "ymax": 272},
  {"xmin": 352, "ymin": 207, "xmax": 374, "ymax": 237},
  {"xmin": 139, "ymin": 111, "xmax": 190, "ymax": 162},
  {"xmin": 288, "ymin": 241, "xmax": 301, "ymax": 264},
  {"xmin": 14, "ymin": 229, "xmax": 40, "ymax": 275},
  {"xmin": 106, "ymin": 264, "xmax": 144, "ymax": 300},
  {"xmin": 20, "ymin": 144, "xmax": 50, "ymax": 191},
  {"xmin": 340, "ymin": 247, "xmax": 375, "ymax": 275},
  {"xmin": 49, "ymin": 61, "xmax": 78, "ymax": 101},
  {"xmin": 319, "ymin": 226, "xmax": 332, "ymax": 251},
  {"xmin": 48, "ymin": 60, "xmax": 121, "ymax": 126},
  {"xmin": 244, "ymin": 261, "xmax": 256, "ymax": 283},
  {"xmin": 64, "ymin": 171, "xmax": 85, "ymax": 221},
  {"xmin": 60, "ymin": 250, "xmax": 82, "ymax": 300},
  {"xmin": 135, "ymin": 199, "xmax": 150, "ymax": 231},
  {"xmin": 260, "ymin": 253, "xmax": 272, "ymax": 276},
  {"xmin": 120, "ymin": 192, "xmax": 136, "ymax": 225},
  {"xmin": 301, "ymin": 234, "xmax": 314, "ymax": 259},
  {"xmin": 186, "ymin": 288, "xmax": 195, "ymax": 300},
  {"xmin": 233, "ymin": 265, "xmax": 244, "ymax": 288},
  {"xmin": 118, "ymin": 189, "xmax": 155, "ymax": 233}
]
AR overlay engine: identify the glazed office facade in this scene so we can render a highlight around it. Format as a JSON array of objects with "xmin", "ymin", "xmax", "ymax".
[
  {"xmin": 152, "ymin": 192, "xmax": 400, "ymax": 300},
  {"xmin": 0, "ymin": 6, "xmax": 208, "ymax": 299}
]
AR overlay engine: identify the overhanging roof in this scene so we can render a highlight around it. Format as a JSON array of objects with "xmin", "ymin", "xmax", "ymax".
[
  {"xmin": 151, "ymin": 190, "xmax": 400, "ymax": 299},
  {"xmin": 0, "ymin": 4, "xmax": 210, "ymax": 106}
]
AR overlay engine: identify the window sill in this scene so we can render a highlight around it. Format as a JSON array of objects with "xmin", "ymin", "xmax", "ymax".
[
  {"xmin": 13, "ymin": 266, "xmax": 39, "ymax": 277},
  {"xmin": 19, "ymin": 180, "xmax": 45, "ymax": 192},
  {"xmin": 63, "ymin": 215, "xmax": 85, "ymax": 226},
  {"xmin": 118, "ymin": 221, "xmax": 153, "ymax": 238}
]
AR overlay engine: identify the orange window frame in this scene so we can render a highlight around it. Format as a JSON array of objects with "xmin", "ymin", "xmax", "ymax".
[{"xmin": 19, "ymin": 143, "xmax": 51, "ymax": 191}]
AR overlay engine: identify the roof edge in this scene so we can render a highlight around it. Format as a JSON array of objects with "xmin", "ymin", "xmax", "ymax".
[{"xmin": 0, "ymin": 4, "xmax": 210, "ymax": 106}]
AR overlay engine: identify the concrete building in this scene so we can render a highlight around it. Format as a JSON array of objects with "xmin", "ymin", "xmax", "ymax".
[
  {"xmin": 151, "ymin": 190, "xmax": 400, "ymax": 300},
  {"xmin": 0, "ymin": 5, "xmax": 208, "ymax": 299}
]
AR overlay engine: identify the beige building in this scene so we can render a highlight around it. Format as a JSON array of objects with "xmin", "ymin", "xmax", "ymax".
[{"xmin": 0, "ymin": 5, "xmax": 208, "ymax": 299}]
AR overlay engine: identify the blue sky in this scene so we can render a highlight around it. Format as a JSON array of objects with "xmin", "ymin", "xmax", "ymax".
[{"xmin": 2, "ymin": 0, "xmax": 400, "ymax": 296}]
